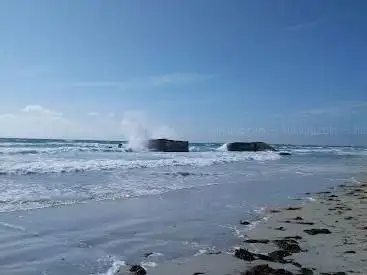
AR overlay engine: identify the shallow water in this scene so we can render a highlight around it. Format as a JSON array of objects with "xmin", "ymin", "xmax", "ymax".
[{"xmin": 0, "ymin": 139, "xmax": 365, "ymax": 274}]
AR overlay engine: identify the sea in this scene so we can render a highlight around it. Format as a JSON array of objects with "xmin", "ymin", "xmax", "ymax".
[{"xmin": 0, "ymin": 138, "xmax": 366, "ymax": 275}]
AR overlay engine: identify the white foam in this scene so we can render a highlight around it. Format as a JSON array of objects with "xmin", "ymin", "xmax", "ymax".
[
  {"xmin": 306, "ymin": 197, "xmax": 316, "ymax": 202},
  {"xmin": 216, "ymin": 143, "xmax": 228, "ymax": 151},
  {"xmin": 101, "ymin": 260, "xmax": 126, "ymax": 275},
  {"xmin": 141, "ymin": 261, "xmax": 158, "ymax": 268},
  {"xmin": 0, "ymin": 151, "xmax": 280, "ymax": 175},
  {"xmin": 120, "ymin": 111, "xmax": 177, "ymax": 151},
  {"xmin": 0, "ymin": 222, "xmax": 26, "ymax": 232},
  {"xmin": 147, "ymin": 252, "xmax": 164, "ymax": 257}
]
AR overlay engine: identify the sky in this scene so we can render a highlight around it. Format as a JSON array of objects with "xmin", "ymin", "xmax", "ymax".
[{"xmin": 0, "ymin": 0, "xmax": 366, "ymax": 145}]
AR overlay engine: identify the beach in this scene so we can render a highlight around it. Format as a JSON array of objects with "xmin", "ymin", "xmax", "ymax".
[
  {"xmin": 0, "ymin": 139, "xmax": 366, "ymax": 275},
  {"xmin": 118, "ymin": 179, "xmax": 367, "ymax": 275}
]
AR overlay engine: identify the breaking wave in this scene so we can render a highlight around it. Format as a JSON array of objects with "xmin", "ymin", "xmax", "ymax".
[{"xmin": 0, "ymin": 151, "xmax": 280, "ymax": 176}]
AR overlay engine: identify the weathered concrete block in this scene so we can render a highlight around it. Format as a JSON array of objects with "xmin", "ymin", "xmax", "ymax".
[
  {"xmin": 226, "ymin": 142, "xmax": 275, "ymax": 152},
  {"xmin": 147, "ymin": 139, "xmax": 189, "ymax": 152}
]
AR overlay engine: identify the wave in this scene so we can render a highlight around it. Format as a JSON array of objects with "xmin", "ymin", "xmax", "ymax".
[
  {"xmin": 0, "ymin": 152, "xmax": 280, "ymax": 175},
  {"xmin": 0, "ymin": 145, "xmax": 127, "ymax": 155},
  {"xmin": 216, "ymin": 143, "xmax": 228, "ymax": 151}
]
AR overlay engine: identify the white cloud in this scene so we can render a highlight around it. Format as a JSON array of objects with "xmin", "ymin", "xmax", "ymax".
[
  {"xmin": 21, "ymin": 105, "xmax": 63, "ymax": 116},
  {"xmin": 72, "ymin": 73, "xmax": 213, "ymax": 89},
  {"xmin": 87, "ymin": 112, "xmax": 99, "ymax": 116},
  {"xmin": 0, "ymin": 105, "xmax": 124, "ymax": 139},
  {"xmin": 0, "ymin": 114, "xmax": 17, "ymax": 120},
  {"xmin": 301, "ymin": 101, "xmax": 367, "ymax": 117}
]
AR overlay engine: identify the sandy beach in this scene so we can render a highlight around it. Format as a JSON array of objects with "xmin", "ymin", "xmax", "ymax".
[{"xmin": 116, "ymin": 179, "xmax": 367, "ymax": 275}]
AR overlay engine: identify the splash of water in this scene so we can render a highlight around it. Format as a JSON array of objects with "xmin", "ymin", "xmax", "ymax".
[{"xmin": 120, "ymin": 111, "xmax": 177, "ymax": 150}]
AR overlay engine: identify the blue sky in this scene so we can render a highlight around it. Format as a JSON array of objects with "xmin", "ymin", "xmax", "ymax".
[{"xmin": 0, "ymin": 0, "xmax": 366, "ymax": 144}]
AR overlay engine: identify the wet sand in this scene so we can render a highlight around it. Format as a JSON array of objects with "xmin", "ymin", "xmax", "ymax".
[{"xmin": 117, "ymin": 180, "xmax": 367, "ymax": 274}]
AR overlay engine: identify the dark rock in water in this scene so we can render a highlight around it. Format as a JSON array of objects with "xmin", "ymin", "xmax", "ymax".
[
  {"xmin": 244, "ymin": 239, "xmax": 270, "ymax": 244},
  {"xmin": 293, "ymin": 216, "xmax": 304, "ymax": 221},
  {"xmin": 143, "ymin": 252, "xmax": 153, "ymax": 258},
  {"xmin": 234, "ymin": 248, "xmax": 256, "ymax": 261},
  {"xmin": 226, "ymin": 142, "xmax": 276, "ymax": 152},
  {"xmin": 240, "ymin": 220, "xmax": 251, "ymax": 225},
  {"xmin": 279, "ymin": 152, "xmax": 292, "ymax": 156},
  {"xmin": 273, "ymin": 239, "xmax": 302, "ymax": 253},
  {"xmin": 304, "ymin": 228, "xmax": 332, "ymax": 235},
  {"xmin": 193, "ymin": 273, "xmax": 205, "ymax": 275},
  {"xmin": 244, "ymin": 264, "xmax": 295, "ymax": 275},
  {"xmin": 118, "ymin": 143, "xmax": 123, "ymax": 148},
  {"xmin": 129, "ymin": 265, "xmax": 146, "ymax": 275},
  {"xmin": 147, "ymin": 138, "xmax": 189, "ymax": 152}
]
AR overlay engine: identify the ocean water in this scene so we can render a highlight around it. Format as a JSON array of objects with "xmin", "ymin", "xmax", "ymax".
[{"xmin": 0, "ymin": 138, "xmax": 366, "ymax": 275}]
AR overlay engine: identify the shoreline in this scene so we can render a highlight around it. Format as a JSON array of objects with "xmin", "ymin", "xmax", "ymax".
[{"xmin": 117, "ymin": 179, "xmax": 367, "ymax": 275}]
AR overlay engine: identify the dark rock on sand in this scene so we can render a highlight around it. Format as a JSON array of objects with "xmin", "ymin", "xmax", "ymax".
[
  {"xmin": 226, "ymin": 142, "xmax": 276, "ymax": 152},
  {"xmin": 284, "ymin": 235, "xmax": 302, "ymax": 240},
  {"xmin": 344, "ymin": 250, "xmax": 356, "ymax": 254},
  {"xmin": 234, "ymin": 249, "xmax": 256, "ymax": 261},
  {"xmin": 273, "ymin": 239, "xmax": 302, "ymax": 253},
  {"xmin": 284, "ymin": 207, "xmax": 302, "ymax": 211},
  {"xmin": 207, "ymin": 251, "xmax": 221, "ymax": 255},
  {"xmin": 270, "ymin": 209, "xmax": 282, "ymax": 213},
  {"xmin": 320, "ymin": 273, "xmax": 346, "ymax": 275},
  {"xmin": 244, "ymin": 239, "xmax": 270, "ymax": 244},
  {"xmin": 300, "ymin": 268, "xmax": 314, "ymax": 275},
  {"xmin": 243, "ymin": 264, "xmax": 294, "ymax": 275},
  {"xmin": 129, "ymin": 265, "xmax": 147, "ymax": 275},
  {"xmin": 295, "ymin": 221, "xmax": 315, "ymax": 225},
  {"xmin": 240, "ymin": 220, "xmax": 251, "ymax": 225},
  {"xmin": 267, "ymin": 250, "xmax": 292, "ymax": 262},
  {"xmin": 304, "ymin": 228, "xmax": 332, "ymax": 235},
  {"xmin": 274, "ymin": 226, "xmax": 286, "ymax": 231},
  {"xmin": 254, "ymin": 253, "xmax": 274, "ymax": 262}
]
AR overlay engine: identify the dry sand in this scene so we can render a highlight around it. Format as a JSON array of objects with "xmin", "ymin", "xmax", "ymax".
[{"xmin": 117, "ymin": 181, "xmax": 367, "ymax": 275}]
